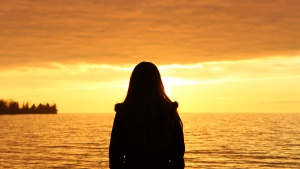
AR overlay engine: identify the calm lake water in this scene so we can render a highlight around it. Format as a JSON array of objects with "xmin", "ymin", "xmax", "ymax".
[{"xmin": 0, "ymin": 113, "xmax": 300, "ymax": 169}]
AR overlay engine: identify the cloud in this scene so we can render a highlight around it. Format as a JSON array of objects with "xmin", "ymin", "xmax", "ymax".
[
  {"xmin": 1, "ymin": 56, "xmax": 299, "ymax": 90},
  {"xmin": 158, "ymin": 56, "xmax": 300, "ymax": 84},
  {"xmin": 0, "ymin": 0, "xmax": 300, "ymax": 69}
]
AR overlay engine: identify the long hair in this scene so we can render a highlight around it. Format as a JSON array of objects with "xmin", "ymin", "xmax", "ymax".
[{"xmin": 115, "ymin": 61, "xmax": 182, "ymax": 150}]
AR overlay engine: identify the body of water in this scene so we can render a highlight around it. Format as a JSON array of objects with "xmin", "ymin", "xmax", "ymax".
[{"xmin": 0, "ymin": 113, "xmax": 299, "ymax": 168}]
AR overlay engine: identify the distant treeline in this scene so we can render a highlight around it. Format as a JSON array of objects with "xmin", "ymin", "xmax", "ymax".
[{"xmin": 0, "ymin": 99, "xmax": 57, "ymax": 114}]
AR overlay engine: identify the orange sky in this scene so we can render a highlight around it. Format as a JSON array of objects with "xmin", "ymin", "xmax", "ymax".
[{"xmin": 1, "ymin": 0, "xmax": 300, "ymax": 113}]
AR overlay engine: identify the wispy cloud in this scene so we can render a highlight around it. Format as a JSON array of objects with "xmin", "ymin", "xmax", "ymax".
[
  {"xmin": 161, "ymin": 56, "xmax": 300, "ymax": 83},
  {"xmin": 262, "ymin": 101, "xmax": 300, "ymax": 104},
  {"xmin": 1, "ymin": 56, "xmax": 299, "ymax": 90}
]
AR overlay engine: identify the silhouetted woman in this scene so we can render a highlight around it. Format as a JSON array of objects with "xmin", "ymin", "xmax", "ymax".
[{"xmin": 109, "ymin": 62, "xmax": 185, "ymax": 169}]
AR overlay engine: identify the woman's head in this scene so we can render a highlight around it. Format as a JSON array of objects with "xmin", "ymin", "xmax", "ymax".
[{"xmin": 125, "ymin": 61, "xmax": 170, "ymax": 103}]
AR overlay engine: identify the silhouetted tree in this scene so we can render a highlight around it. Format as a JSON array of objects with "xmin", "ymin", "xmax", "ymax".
[
  {"xmin": 0, "ymin": 99, "xmax": 8, "ymax": 114},
  {"xmin": 37, "ymin": 103, "xmax": 43, "ymax": 114},
  {"xmin": 30, "ymin": 104, "xmax": 37, "ymax": 113},
  {"xmin": 8, "ymin": 101, "xmax": 20, "ymax": 114},
  {"xmin": 50, "ymin": 104, "xmax": 58, "ymax": 114},
  {"xmin": 21, "ymin": 102, "xmax": 30, "ymax": 114},
  {"xmin": 45, "ymin": 103, "xmax": 50, "ymax": 113}
]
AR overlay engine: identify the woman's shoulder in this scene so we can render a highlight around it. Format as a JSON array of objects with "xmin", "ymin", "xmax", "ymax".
[
  {"xmin": 114, "ymin": 103, "xmax": 123, "ymax": 112},
  {"xmin": 114, "ymin": 103, "xmax": 125, "ymax": 118},
  {"xmin": 170, "ymin": 101, "xmax": 178, "ymax": 109},
  {"xmin": 168, "ymin": 101, "xmax": 183, "ymax": 125},
  {"xmin": 166, "ymin": 101, "xmax": 178, "ymax": 113}
]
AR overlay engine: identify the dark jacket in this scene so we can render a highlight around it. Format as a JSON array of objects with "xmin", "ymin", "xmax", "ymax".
[{"xmin": 109, "ymin": 110, "xmax": 185, "ymax": 169}]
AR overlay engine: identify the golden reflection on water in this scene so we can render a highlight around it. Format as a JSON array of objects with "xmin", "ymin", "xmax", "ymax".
[
  {"xmin": 0, "ymin": 113, "xmax": 299, "ymax": 168},
  {"xmin": 182, "ymin": 113, "xmax": 300, "ymax": 168}
]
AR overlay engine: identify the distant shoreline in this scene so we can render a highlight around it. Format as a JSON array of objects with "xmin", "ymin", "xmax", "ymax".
[
  {"xmin": 0, "ymin": 112, "xmax": 57, "ymax": 115},
  {"xmin": 0, "ymin": 99, "xmax": 58, "ymax": 115}
]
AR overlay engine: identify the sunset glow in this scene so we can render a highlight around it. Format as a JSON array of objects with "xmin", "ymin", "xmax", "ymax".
[{"xmin": 1, "ymin": 0, "xmax": 300, "ymax": 113}]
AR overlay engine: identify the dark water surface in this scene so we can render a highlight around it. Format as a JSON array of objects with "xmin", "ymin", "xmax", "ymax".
[{"xmin": 0, "ymin": 113, "xmax": 299, "ymax": 168}]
